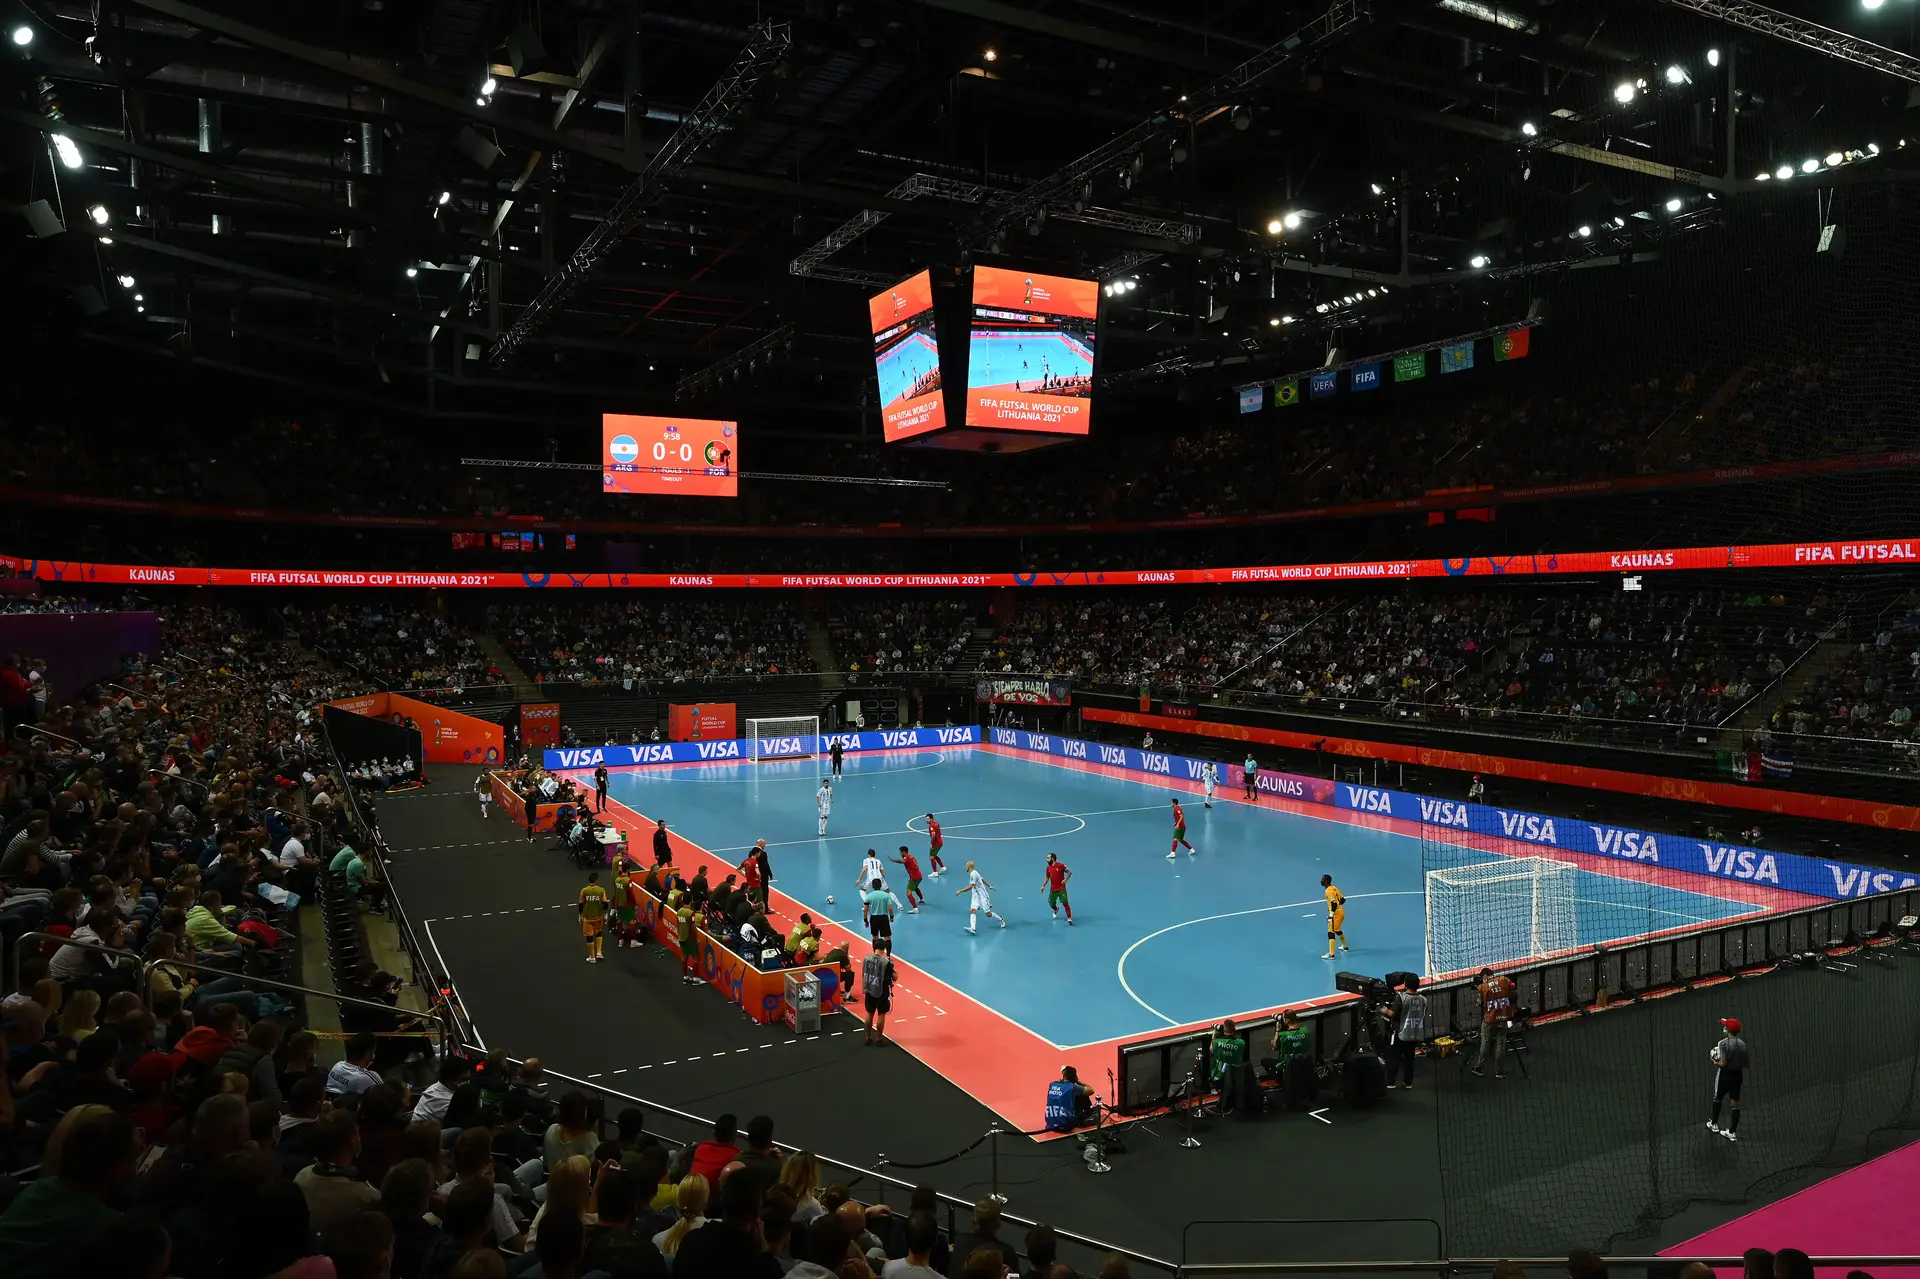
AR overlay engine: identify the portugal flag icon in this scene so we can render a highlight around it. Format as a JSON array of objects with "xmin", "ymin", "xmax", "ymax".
[{"xmin": 1494, "ymin": 328, "xmax": 1531, "ymax": 361}]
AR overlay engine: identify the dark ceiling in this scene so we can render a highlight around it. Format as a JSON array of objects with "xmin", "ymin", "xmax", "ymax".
[{"xmin": 3, "ymin": 0, "xmax": 1915, "ymax": 437}]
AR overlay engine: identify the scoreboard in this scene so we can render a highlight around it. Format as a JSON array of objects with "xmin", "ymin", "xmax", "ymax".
[{"xmin": 602, "ymin": 414, "xmax": 738, "ymax": 498}]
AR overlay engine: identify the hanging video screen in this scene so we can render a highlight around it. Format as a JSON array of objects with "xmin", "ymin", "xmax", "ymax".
[
  {"xmin": 963, "ymin": 266, "xmax": 1098, "ymax": 434},
  {"xmin": 869, "ymin": 270, "xmax": 947, "ymax": 443}
]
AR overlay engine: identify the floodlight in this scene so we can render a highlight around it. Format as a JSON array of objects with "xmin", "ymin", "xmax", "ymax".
[
  {"xmin": 1801, "ymin": 158, "xmax": 1819, "ymax": 173},
  {"xmin": 1521, "ymin": 121, "xmax": 1537, "ymax": 136},
  {"xmin": 1613, "ymin": 82, "xmax": 1635, "ymax": 104},
  {"xmin": 1266, "ymin": 218, "xmax": 1283, "ymax": 234},
  {"xmin": 52, "ymin": 134, "xmax": 81, "ymax": 169},
  {"xmin": 86, "ymin": 203, "xmax": 109, "ymax": 225},
  {"xmin": 1664, "ymin": 197, "xmax": 1682, "ymax": 212},
  {"xmin": 1469, "ymin": 254, "xmax": 1489, "ymax": 268},
  {"xmin": 1282, "ymin": 211, "xmax": 1302, "ymax": 229},
  {"xmin": 10, "ymin": 25, "xmax": 31, "ymax": 46}
]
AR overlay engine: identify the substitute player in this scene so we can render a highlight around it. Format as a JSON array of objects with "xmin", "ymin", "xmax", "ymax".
[
  {"xmin": 955, "ymin": 860, "xmax": 1006, "ymax": 933},
  {"xmin": 816, "ymin": 779, "xmax": 833, "ymax": 836},
  {"xmin": 1321, "ymin": 874, "xmax": 1349, "ymax": 958},
  {"xmin": 925, "ymin": 813, "xmax": 947, "ymax": 877},
  {"xmin": 1165, "ymin": 798, "xmax": 1195, "ymax": 859},
  {"xmin": 578, "ymin": 871, "xmax": 610, "ymax": 964},
  {"xmin": 1201, "ymin": 760, "xmax": 1218, "ymax": 808},
  {"xmin": 890, "ymin": 845, "xmax": 925, "ymax": 912},
  {"xmin": 1043, "ymin": 852, "xmax": 1074, "ymax": 925},
  {"xmin": 474, "ymin": 773, "xmax": 492, "ymax": 819},
  {"xmin": 612, "ymin": 863, "xmax": 638, "ymax": 949},
  {"xmin": 1708, "ymin": 1016, "xmax": 1750, "ymax": 1142}
]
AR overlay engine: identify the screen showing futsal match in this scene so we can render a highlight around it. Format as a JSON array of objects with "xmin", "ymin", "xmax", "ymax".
[
  {"xmin": 869, "ymin": 270, "xmax": 946, "ymax": 443},
  {"xmin": 963, "ymin": 266, "xmax": 1098, "ymax": 434},
  {"xmin": 602, "ymin": 414, "xmax": 738, "ymax": 498}
]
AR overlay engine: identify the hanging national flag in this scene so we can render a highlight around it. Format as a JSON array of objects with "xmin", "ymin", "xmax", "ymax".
[
  {"xmin": 1238, "ymin": 385, "xmax": 1264, "ymax": 414},
  {"xmin": 1309, "ymin": 370, "xmax": 1339, "ymax": 399},
  {"xmin": 1274, "ymin": 379, "xmax": 1299, "ymax": 407},
  {"xmin": 1441, "ymin": 341, "xmax": 1475, "ymax": 373},
  {"xmin": 1494, "ymin": 328, "xmax": 1531, "ymax": 362},
  {"xmin": 1394, "ymin": 352, "xmax": 1428, "ymax": 382},
  {"xmin": 1350, "ymin": 361, "xmax": 1382, "ymax": 392}
]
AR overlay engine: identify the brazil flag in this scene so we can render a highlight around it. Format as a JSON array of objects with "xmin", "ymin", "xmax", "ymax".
[{"xmin": 1274, "ymin": 379, "xmax": 1299, "ymax": 407}]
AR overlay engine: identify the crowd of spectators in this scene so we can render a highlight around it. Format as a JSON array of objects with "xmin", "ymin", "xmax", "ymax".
[
  {"xmin": 1771, "ymin": 595, "xmax": 1920, "ymax": 753},
  {"xmin": 830, "ymin": 599, "xmax": 976, "ymax": 675},
  {"xmin": 492, "ymin": 601, "xmax": 815, "ymax": 687},
  {"xmin": 298, "ymin": 606, "xmax": 497, "ymax": 696}
]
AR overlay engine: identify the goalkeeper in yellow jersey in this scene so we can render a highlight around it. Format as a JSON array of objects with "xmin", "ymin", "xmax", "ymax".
[
  {"xmin": 579, "ymin": 871, "xmax": 610, "ymax": 963},
  {"xmin": 1321, "ymin": 873, "xmax": 1349, "ymax": 959}
]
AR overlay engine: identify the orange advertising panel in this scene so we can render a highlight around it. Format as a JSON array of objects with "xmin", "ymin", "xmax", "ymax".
[
  {"xmin": 519, "ymin": 703, "xmax": 561, "ymax": 750},
  {"xmin": 964, "ymin": 266, "xmax": 1097, "ymax": 434},
  {"xmin": 667, "ymin": 702, "xmax": 736, "ymax": 741},
  {"xmin": 631, "ymin": 889, "xmax": 846, "ymax": 1023},
  {"xmin": 386, "ymin": 693, "xmax": 505, "ymax": 766},
  {"xmin": 869, "ymin": 270, "xmax": 946, "ymax": 443},
  {"xmin": 602, "ymin": 414, "xmax": 738, "ymax": 497}
]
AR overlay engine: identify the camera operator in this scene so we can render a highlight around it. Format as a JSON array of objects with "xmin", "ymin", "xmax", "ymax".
[
  {"xmin": 1044, "ymin": 1066, "xmax": 1097, "ymax": 1133},
  {"xmin": 1470, "ymin": 966, "xmax": 1517, "ymax": 1080},
  {"xmin": 1380, "ymin": 975, "xmax": 1429, "ymax": 1090},
  {"xmin": 1263, "ymin": 1010, "xmax": 1309, "ymax": 1074},
  {"xmin": 1209, "ymin": 1018, "xmax": 1249, "ymax": 1089}
]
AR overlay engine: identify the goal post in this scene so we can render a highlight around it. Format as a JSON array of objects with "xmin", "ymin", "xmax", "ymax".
[
  {"xmin": 1424, "ymin": 855, "xmax": 1580, "ymax": 978},
  {"xmin": 746, "ymin": 716, "xmax": 822, "ymax": 768}
]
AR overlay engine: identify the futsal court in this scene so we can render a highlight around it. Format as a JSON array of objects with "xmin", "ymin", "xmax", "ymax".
[
  {"xmin": 966, "ymin": 329, "xmax": 1094, "ymax": 395},
  {"xmin": 578, "ymin": 740, "xmax": 1772, "ymax": 1126},
  {"xmin": 874, "ymin": 329, "xmax": 940, "ymax": 406}
]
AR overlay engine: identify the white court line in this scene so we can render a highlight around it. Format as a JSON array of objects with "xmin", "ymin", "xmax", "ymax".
[{"xmin": 698, "ymin": 803, "xmax": 1170, "ymax": 856}]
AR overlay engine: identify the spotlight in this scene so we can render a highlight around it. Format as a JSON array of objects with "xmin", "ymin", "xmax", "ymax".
[
  {"xmin": 1869, "ymin": 142, "xmax": 1881, "ymax": 155},
  {"xmin": 52, "ymin": 134, "xmax": 82, "ymax": 170},
  {"xmin": 1755, "ymin": 171, "xmax": 1771, "ymax": 181},
  {"xmin": 1613, "ymin": 81, "xmax": 1636, "ymax": 104},
  {"xmin": 406, "ymin": 266, "xmax": 419, "ymax": 278},
  {"xmin": 476, "ymin": 97, "xmax": 487, "ymax": 107},
  {"xmin": 1315, "ymin": 303, "xmax": 1329, "ymax": 313},
  {"xmin": 1576, "ymin": 225, "xmax": 1591, "ymax": 237},
  {"xmin": 136, "ymin": 305, "xmax": 144, "ymax": 313},
  {"xmin": 1665, "ymin": 197, "xmax": 1682, "ymax": 212},
  {"xmin": 1366, "ymin": 288, "xmax": 1377, "ymax": 297},
  {"xmin": 1864, "ymin": 0, "xmax": 1885, "ymax": 9},
  {"xmin": 1612, "ymin": 216, "xmax": 1625, "ymax": 226},
  {"xmin": 1665, "ymin": 65, "xmax": 1686, "ymax": 84},
  {"xmin": 1775, "ymin": 164, "xmax": 1793, "ymax": 179},
  {"xmin": 1283, "ymin": 211, "xmax": 1302, "ymax": 229},
  {"xmin": 1369, "ymin": 182, "xmax": 1383, "ymax": 195},
  {"xmin": 1282, "ymin": 315, "xmax": 1295, "ymax": 324},
  {"xmin": 1801, "ymin": 158, "xmax": 1820, "ymax": 173},
  {"xmin": 1266, "ymin": 218, "xmax": 1284, "ymax": 235},
  {"xmin": 481, "ymin": 76, "xmax": 497, "ymax": 96},
  {"xmin": 1269, "ymin": 317, "xmax": 1281, "ymax": 327},
  {"xmin": 1470, "ymin": 254, "xmax": 1489, "ymax": 268},
  {"xmin": 983, "ymin": 48, "xmax": 997, "ymax": 61},
  {"xmin": 1103, "ymin": 284, "xmax": 1113, "ymax": 296},
  {"xmin": 1521, "ymin": 121, "xmax": 1538, "ymax": 137},
  {"xmin": 1707, "ymin": 48, "xmax": 1720, "ymax": 67},
  {"xmin": 132, "ymin": 293, "xmax": 142, "ymax": 302},
  {"xmin": 10, "ymin": 25, "xmax": 31, "ymax": 46},
  {"xmin": 86, "ymin": 203, "xmax": 109, "ymax": 226},
  {"xmin": 117, "ymin": 275, "xmax": 134, "ymax": 288},
  {"xmin": 1825, "ymin": 152, "xmax": 1843, "ymax": 167},
  {"xmin": 438, "ymin": 190, "xmax": 452, "ymax": 206},
  {"xmin": 97, "ymin": 236, "xmax": 111, "ymax": 244},
  {"xmin": 1231, "ymin": 105, "xmax": 1250, "ymax": 131}
]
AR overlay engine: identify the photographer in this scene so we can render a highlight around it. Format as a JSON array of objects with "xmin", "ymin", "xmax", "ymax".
[
  {"xmin": 1380, "ymin": 975, "xmax": 1429, "ymax": 1090},
  {"xmin": 1044, "ymin": 1066, "xmax": 1096, "ymax": 1133},
  {"xmin": 1209, "ymin": 1018, "xmax": 1248, "ymax": 1089},
  {"xmin": 1470, "ymin": 966, "xmax": 1517, "ymax": 1080}
]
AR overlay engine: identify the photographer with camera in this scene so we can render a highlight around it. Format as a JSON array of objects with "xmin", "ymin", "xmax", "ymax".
[
  {"xmin": 1044, "ymin": 1066, "xmax": 1097, "ymax": 1133},
  {"xmin": 1380, "ymin": 975, "xmax": 1429, "ymax": 1089},
  {"xmin": 1209, "ymin": 1019, "xmax": 1249, "ymax": 1089},
  {"xmin": 1470, "ymin": 966, "xmax": 1517, "ymax": 1080}
]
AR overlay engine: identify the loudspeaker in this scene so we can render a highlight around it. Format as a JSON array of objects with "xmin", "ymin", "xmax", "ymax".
[
  {"xmin": 506, "ymin": 23, "xmax": 552, "ymax": 77},
  {"xmin": 1323, "ymin": 346, "xmax": 1344, "ymax": 369},
  {"xmin": 1525, "ymin": 297, "xmax": 1550, "ymax": 324},
  {"xmin": 1340, "ymin": 1053, "xmax": 1386, "ymax": 1106},
  {"xmin": 456, "ymin": 126, "xmax": 504, "ymax": 173},
  {"xmin": 23, "ymin": 199, "xmax": 64, "ymax": 238}
]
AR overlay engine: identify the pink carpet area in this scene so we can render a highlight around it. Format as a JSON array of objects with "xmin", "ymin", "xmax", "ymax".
[{"xmin": 1661, "ymin": 1137, "xmax": 1920, "ymax": 1276}]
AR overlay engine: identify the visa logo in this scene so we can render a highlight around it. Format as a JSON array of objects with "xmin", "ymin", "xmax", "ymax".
[
  {"xmin": 1098, "ymin": 745, "xmax": 1128, "ymax": 766},
  {"xmin": 881, "ymin": 731, "xmax": 919, "ymax": 747},
  {"xmin": 1032, "ymin": 735, "xmax": 1052, "ymax": 752},
  {"xmin": 627, "ymin": 745, "xmax": 677, "ymax": 764},
  {"xmin": 1141, "ymin": 753, "xmax": 1172, "ymax": 774},
  {"xmin": 1417, "ymin": 798, "xmax": 1471, "ymax": 828},
  {"xmin": 1062, "ymin": 740, "xmax": 1088, "ymax": 759},
  {"xmin": 555, "ymin": 749, "xmax": 604, "ymax": 768},
  {"xmin": 1344, "ymin": 786, "xmax": 1392, "ymax": 813},
  {"xmin": 1498, "ymin": 811, "xmax": 1558, "ymax": 843},
  {"xmin": 1590, "ymin": 825, "xmax": 1660, "ymax": 861},
  {"xmin": 1184, "ymin": 760, "xmax": 1208, "ymax": 779},
  {"xmin": 1700, "ymin": 845, "xmax": 1779, "ymax": 883},
  {"xmin": 993, "ymin": 729, "xmax": 1017, "ymax": 746},
  {"xmin": 1828, "ymin": 865, "xmax": 1919, "ymax": 897},
  {"xmin": 936, "ymin": 727, "xmax": 970, "ymax": 744},
  {"xmin": 697, "ymin": 741, "xmax": 744, "ymax": 759},
  {"xmin": 756, "ymin": 737, "xmax": 804, "ymax": 757},
  {"xmin": 824, "ymin": 734, "xmax": 860, "ymax": 750}
]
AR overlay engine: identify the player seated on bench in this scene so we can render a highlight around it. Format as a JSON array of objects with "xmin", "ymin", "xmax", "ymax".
[{"xmin": 1045, "ymin": 1066, "xmax": 1098, "ymax": 1133}]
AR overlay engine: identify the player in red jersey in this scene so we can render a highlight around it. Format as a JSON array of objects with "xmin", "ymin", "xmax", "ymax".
[
  {"xmin": 925, "ymin": 813, "xmax": 947, "ymax": 877},
  {"xmin": 1043, "ymin": 852, "xmax": 1074, "ymax": 925},
  {"xmin": 889, "ymin": 845, "xmax": 926, "ymax": 912},
  {"xmin": 738, "ymin": 847, "xmax": 765, "ymax": 911},
  {"xmin": 1165, "ymin": 798, "xmax": 1195, "ymax": 859}
]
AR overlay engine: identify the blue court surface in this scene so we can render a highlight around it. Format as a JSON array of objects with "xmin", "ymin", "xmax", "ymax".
[
  {"xmin": 607, "ymin": 748, "xmax": 1757, "ymax": 1048},
  {"xmin": 966, "ymin": 330, "xmax": 1093, "ymax": 392},
  {"xmin": 875, "ymin": 331, "xmax": 940, "ymax": 406}
]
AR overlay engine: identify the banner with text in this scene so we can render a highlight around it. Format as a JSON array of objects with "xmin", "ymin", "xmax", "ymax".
[
  {"xmin": 519, "ymin": 703, "xmax": 561, "ymax": 750},
  {"xmin": 975, "ymin": 677, "xmax": 1074, "ymax": 705},
  {"xmin": 668, "ymin": 703, "xmax": 736, "ymax": 741},
  {"xmin": 544, "ymin": 725, "xmax": 980, "ymax": 770}
]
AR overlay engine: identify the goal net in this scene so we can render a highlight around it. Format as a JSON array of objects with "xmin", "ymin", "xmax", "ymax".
[
  {"xmin": 1424, "ymin": 856, "xmax": 1579, "ymax": 978},
  {"xmin": 746, "ymin": 716, "xmax": 822, "ymax": 768}
]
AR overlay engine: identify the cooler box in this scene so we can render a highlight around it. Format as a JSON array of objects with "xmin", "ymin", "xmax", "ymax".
[{"xmin": 783, "ymin": 970, "xmax": 821, "ymax": 1033}]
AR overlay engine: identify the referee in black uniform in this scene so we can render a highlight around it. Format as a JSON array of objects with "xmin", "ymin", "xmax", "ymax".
[
  {"xmin": 1708, "ymin": 1015, "xmax": 1750, "ymax": 1142},
  {"xmin": 829, "ymin": 738, "xmax": 845, "ymax": 777},
  {"xmin": 594, "ymin": 763, "xmax": 610, "ymax": 811}
]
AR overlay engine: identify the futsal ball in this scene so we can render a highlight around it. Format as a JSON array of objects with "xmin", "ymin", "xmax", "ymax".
[
  {"xmin": 1710, "ymin": 1046, "xmax": 1724, "ymax": 1065},
  {"xmin": 826, "ymin": 895, "xmax": 835, "ymax": 905}
]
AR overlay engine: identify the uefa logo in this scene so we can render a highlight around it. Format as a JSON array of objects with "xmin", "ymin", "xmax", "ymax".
[{"xmin": 609, "ymin": 434, "xmax": 639, "ymax": 464}]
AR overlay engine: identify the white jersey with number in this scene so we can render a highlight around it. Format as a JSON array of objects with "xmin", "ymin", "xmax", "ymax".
[
  {"xmin": 816, "ymin": 787, "xmax": 833, "ymax": 817},
  {"xmin": 966, "ymin": 868, "xmax": 993, "ymax": 911},
  {"xmin": 1203, "ymin": 763, "xmax": 1218, "ymax": 793},
  {"xmin": 858, "ymin": 856, "xmax": 887, "ymax": 890}
]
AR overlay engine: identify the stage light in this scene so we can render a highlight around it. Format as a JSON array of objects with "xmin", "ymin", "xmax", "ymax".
[
  {"xmin": 132, "ymin": 293, "xmax": 142, "ymax": 302},
  {"xmin": 1707, "ymin": 48, "xmax": 1720, "ymax": 66},
  {"xmin": 1755, "ymin": 171, "xmax": 1771, "ymax": 180},
  {"xmin": 1775, "ymin": 164, "xmax": 1793, "ymax": 179},
  {"xmin": 10, "ymin": 25, "xmax": 31, "ymax": 46},
  {"xmin": 1103, "ymin": 284, "xmax": 1113, "ymax": 296},
  {"xmin": 406, "ymin": 266, "xmax": 419, "ymax": 278},
  {"xmin": 1664, "ymin": 64, "xmax": 1686, "ymax": 84},
  {"xmin": 1315, "ymin": 303, "xmax": 1329, "ymax": 313},
  {"xmin": 52, "ymin": 134, "xmax": 82, "ymax": 169},
  {"xmin": 1613, "ymin": 81, "xmax": 1635, "ymax": 104},
  {"xmin": 1282, "ymin": 315, "xmax": 1295, "ymax": 324},
  {"xmin": 86, "ymin": 203, "xmax": 109, "ymax": 225},
  {"xmin": 1282, "ymin": 211, "xmax": 1302, "ymax": 229},
  {"xmin": 438, "ymin": 190, "xmax": 452, "ymax": 205},
  {"xmin": 1231, "ymin": 105, "xmax": 1251, "ymax": 130},
  {"xmin": 136, "ymin": 305, "xmax": 144, "ymax": 313},
  {"xmin": 1266, "ymin": 218, "xmax": 1284, "ymax": 234},
  {"xmin": 1269, "ymin": 317, "xmax": 1280, "ymax": 327},
  {"xmin": 117, "ymin": 275, "xmax": 134, "ymax": 288},
  {"xmin": 97, "ymin": 236, "xmax": 111, "ymax": 244},
  {"xmin": 1868, "ymin": 142, "xmax": 1881, "ymax": 155},
  {"xmin": 481, "ymin": 76, "xmax": 497, "ymax": 96},
  {"xmin": 476, "ymin": 97, "xmax": 487, "ymax": 106},
  {"xmin": 1366, "ymin": 288, "xmax": 1378, "ymax": 297},
  {"xmin": 983, "ymin": 48, "xmax": 997, "ymax": 61},
  {"xmin": 1470, "ymin": 254, "xmax": 1489, "ymax": 268},
  {"xmin": 1864, "ymin": 0, "xmax": 1885, "ymax": 10},
  {"xmin": 1370, "ymin": 182, "xmax": 1383, "ymax": 195},
  {"xmin": 1612, "ymin": 216, "xmax": 1625, "ymax": 227},
  {"xmin": 1521, "ymin": 121, "xmax": 1537, "ymax": 136},
  {"xmin": 1825, "ymin": 152, "xmax": 1844, "ymax": 167},
  {"xmin": 1665, "ymin": 197, "xmax": 1682, "ymax": 212}
]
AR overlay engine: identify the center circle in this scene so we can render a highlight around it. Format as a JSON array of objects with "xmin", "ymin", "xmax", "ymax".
[{"xmin": 906, "ymin": 807, "xmax": 1087, "ymax": 841}]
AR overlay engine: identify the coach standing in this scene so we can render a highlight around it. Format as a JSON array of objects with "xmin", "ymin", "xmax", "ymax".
[
  {"xmin": 594, "ymin": 763, "xmax": 610, "ymax": 812},
  {"xmin": 652, "ymin": 817, "xmax": 673, "ymax": 868},
  {"xmin": 1708, "ymin": 1016, "xmax": 1750, "ymax": 1142}
]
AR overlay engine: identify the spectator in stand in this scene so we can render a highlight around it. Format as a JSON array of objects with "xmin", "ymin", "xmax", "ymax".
[
  {"xmin": 411, "ymin": 1055, "xmax": 473, "ymax": 1123},
  {"xmin": 326, "ymin": 1031, "xmax": 383, "ymax": 1098},
  {"xmin": 0, "ymin": 1109, "xmax": 140, "ymax": 1279},
  {"xmin": 380, "ymin": 1159, "xmax": 447, "ymax": 1279},
  {"xmin": 884, "ymin": 1212, "xmax": 944, "ymax": 1279},
  {"xmin": 582, "ymin": 1165, "xmax": 670, "ymax": 1279},
  {"xmin": 668, "ymin": 1162, "xmax": 782, "ymax": 1279},
  {"xmin": 688, "ymin": 1113, "xmax": 740, "ymax": 1183},
  {"xmin": 947, "ymin": 1200, "xmax": 1019, "ymax": 1279}
]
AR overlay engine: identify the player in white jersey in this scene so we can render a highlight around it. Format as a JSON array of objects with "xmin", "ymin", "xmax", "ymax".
[
  {"xmin": 475, "ymin": 772, "xmax": 492, "ymax": 818},
  {"xmin": 954, "ymin": 860, "xmax": 1007, "ymax": 934},
  {"xmin": 856, "ymin": 849, "xmax": 888, "ymax": 892},
  {"xmin": 1201, "ymin": 760, "xmax": 1218, "ymax": 808},
  {"xmin": 816, "ymin": 780, "xmax": 833, "ymax": 835}
]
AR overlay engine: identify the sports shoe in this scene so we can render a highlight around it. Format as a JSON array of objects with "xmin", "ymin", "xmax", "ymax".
[
  {"xmin": 1720, "ymin": 1128, "xmax": 1738, "ymax": 1142},
  {"xmin": 1707, "ymin": 1121, "xmax": 1722, "ymax": 1134},
  {"xmin": 999, "ymin": 917, "xmax": 1007, "ymax": 928},
  {"xmin": 1165, "ymin": 851, "xmax": 1177, "ymax": 860},
  {"xmin": 908, "ymin": 907, "xmax": 920, "ymax": 914},
  {"xmin": 967, "ymin": 927, "xmax": 977, "ymax": 935},
  {"xmin": 1187, "ymin": 849, "xmax": 1196, "ymax": 856},
  {"xmin": 1469, "ymin": 1065, "xmax": 1485, "ymax": 1077},
  {"xmin": 1067, "ymin": 918, "xmax": 1075, "ymax": 926}
]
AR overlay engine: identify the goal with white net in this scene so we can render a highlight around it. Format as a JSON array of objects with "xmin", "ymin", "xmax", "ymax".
[
  {"xmin": 746, "ymin": 716, "xmax": 822, "ymax": 768},
  {"xmin": 1424, "ymin": 855, "xmax": 1580, "ymax": 979}
]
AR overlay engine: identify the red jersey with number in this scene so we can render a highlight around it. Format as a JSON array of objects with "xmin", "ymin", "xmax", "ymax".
[
  {"xmin": 927, "ymin": 819, "xmax": 943, "ymax": 848},
  {"xmin": 1045, "ymin": 862, "xmax": 1069, "ymax": 892},
  {"xmin": 1171, "ymin": 802, "xmax": 1186, "ymax": 829},
  {"xmin": 900, "ymin": 852, "xmax": 923, "ymax": 881}
]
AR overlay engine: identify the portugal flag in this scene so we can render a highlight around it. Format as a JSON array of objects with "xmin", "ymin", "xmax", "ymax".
[
  {"xmin": 1274, "ymin": 379, "xmax": 1299, "ymax": 406},
  {"xmin": 1494, "ymin": 328, "xmax": 1531, "ymax": 361}
]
